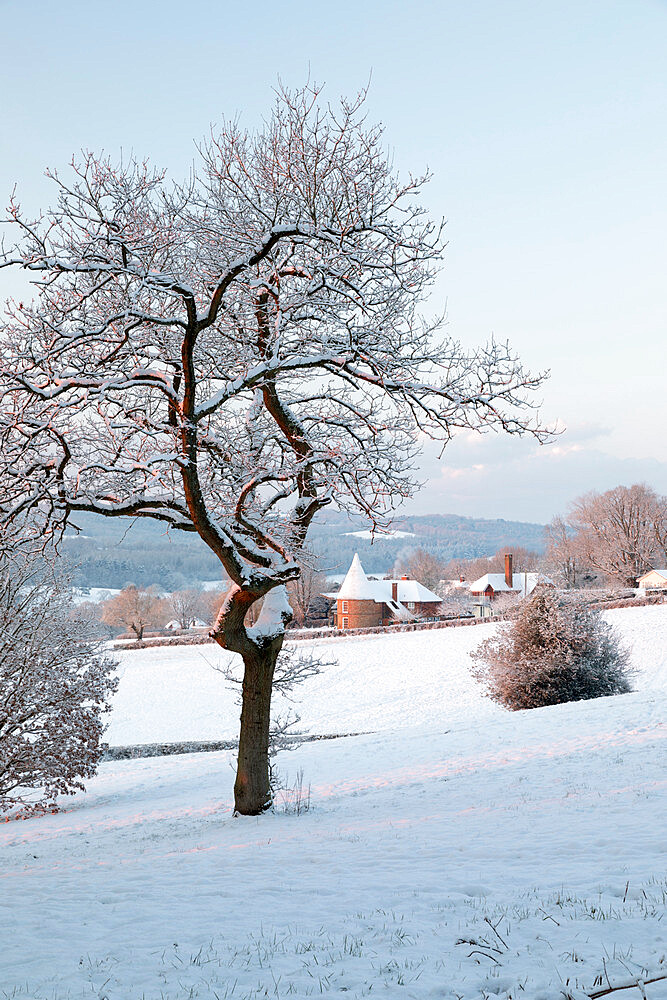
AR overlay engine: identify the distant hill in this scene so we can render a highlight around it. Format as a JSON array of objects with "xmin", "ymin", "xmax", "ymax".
[
  {"xmin": 308, "ymin": 510, "xmax": 546, "ymax": 575},
  {"xmin": 62, "ymin": 509, "xmax": 546, "ymax": 590},
  {"xmin": 62, "ymin": 514, "xmax": 223, "ymax": 592}
]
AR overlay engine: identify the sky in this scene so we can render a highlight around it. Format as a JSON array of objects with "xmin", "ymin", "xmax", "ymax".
[{"xmin": 1, "ymin": 0, "xmax": 665, "ymax": 523}]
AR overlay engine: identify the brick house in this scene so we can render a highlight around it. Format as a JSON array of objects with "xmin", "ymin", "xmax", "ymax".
[
  {"xmin": 469, "ymin": 554, "xmax": 551, "ymax": 618},
  {"xmin": 324, "ymin": 553, "xmax": 443, "ymax": 630}
]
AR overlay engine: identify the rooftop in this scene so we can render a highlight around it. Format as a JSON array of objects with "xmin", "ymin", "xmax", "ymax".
[
  {"xmin": 323, "ymin": 553, "xmax": 442, "ymax": 617},
  {"xmin": 469, "ymin": 571, "xmax": 552, "ymax": 599}
]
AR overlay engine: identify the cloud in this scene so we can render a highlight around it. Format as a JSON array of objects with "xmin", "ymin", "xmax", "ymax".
[
  {"xmin": 552, "ymin": 422, "xmax": 612, "ymax": 445},
  {"xmin": 440, "ymin": 463, "xmax": 486, "ymax": 480},
  {"xmin": 543, "ymin": 443, "xmax": 584, "ymax": 458},
  {"xmin": 409, "ymin": 431, "xmax": 667, "ymax": 523}
]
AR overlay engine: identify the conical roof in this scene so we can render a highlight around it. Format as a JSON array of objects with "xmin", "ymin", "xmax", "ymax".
[{"xmin": 336, "ymin": 552, "xmax": 379, "ymax": 600}]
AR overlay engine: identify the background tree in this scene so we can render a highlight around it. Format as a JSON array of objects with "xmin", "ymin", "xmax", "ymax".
[
  {"xmin": 0, "ymin": 84, "xmax": 547, "ymax": 814},
  {"xmin": 649, "ymin": 494, "xmax": 667, "ymax": 565},
  {"xmin": 569, "ymin": 483, "xmax": 666, "ymax": 587},
  {"xmin": 471, "ymin": 590, "xmax": 632, "ymax": 710},
  {"xmin": 168, "ymin": 587, "xmax": 206, "ymax": 629},
  {"xmin": 544, "ymin": 515, "xmax": 581, "ymax": 588},
  {"xmin": 446, "ymin": 546, "xmax": 540, "ymax": 584},
  {"xmin": 435, "ymin": 591, "xmax": 473, "ymax": 617},
  {"xmin": 101, "ymin": 585, "xmax": 167, "ymax": 640},
  {"xmin": 0, "ymin": 549, "xmax": 118, "ymax": 814},
  {"xmin": 69, "ymin": 598, "xmax": 104, "ymax": 629},
  {"xmin": 287, "ymin": 563, "xmax": 326, "ymax": 628},
  {"xmin": 200, "ymin": 588, "xmax": 227, "ymax": 625},
  {"xmin": 393, "ymin": 548, "xmax": 447, "ymax": 592}
]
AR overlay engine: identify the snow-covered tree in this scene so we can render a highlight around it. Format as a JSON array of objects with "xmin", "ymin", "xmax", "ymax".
[
  {"xmin": 0, "ymin": 84, "xmax": 548, "ymax": 814},
  {"xmin": 0, "ymin": 549, "xmax": 118, "ymax": 814},
  {"xmin": 471, "ymin": 590, "xmax": 632, "ymax": 710},
  {"xmin": 435, "ymin": 592, "xmax": 473, "ymax": 618}
]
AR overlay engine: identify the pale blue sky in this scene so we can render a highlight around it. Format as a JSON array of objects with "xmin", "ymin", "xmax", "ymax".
[{"xmin": 1, "ymin": 0, "xmax": 665, "ymax": 521}]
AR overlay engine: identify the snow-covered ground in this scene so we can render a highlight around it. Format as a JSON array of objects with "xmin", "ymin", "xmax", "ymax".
[
  {"xmin": 1, "ymin": 606, "xmax": 666, "ymax": 999},
  {"xmin": 71, "ymin": 585, "xmax": 121, "ymax": 605}
]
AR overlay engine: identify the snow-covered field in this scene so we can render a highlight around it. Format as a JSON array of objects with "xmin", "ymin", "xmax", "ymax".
[{"xmin": 1, "ymin": 606, "xmax": 666, "ymax": 999}]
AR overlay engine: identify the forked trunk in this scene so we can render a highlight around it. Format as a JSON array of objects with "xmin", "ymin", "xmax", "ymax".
[{"xmin": 233, "ymin": 641, "xmax": 281, "ymax": 815}]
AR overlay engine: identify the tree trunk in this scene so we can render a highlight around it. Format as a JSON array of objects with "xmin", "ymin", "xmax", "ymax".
[{"xmin": 233, "ymin": 640, "xmax": 281, "ymax": 815}]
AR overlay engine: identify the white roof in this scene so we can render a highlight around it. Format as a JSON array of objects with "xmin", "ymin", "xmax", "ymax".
[
  {"xmin": 323, "ymin": 553, "xmax": 442, "ymax": 611},
  {"xmin": 330, "ymin": 553, "xmax": 379, "ymax": 600},
  {"xmin": 637, "ymin": 568, "xmax": 667, "ymax": 582},
  {"xmin": 391, "ymin": 579, "xmax": 443, "ymax": 604},
  {"xmin": 165, "ymin": 618, "xmax": 207, "ymax": 630},
  {"xmin": 469, "ymin": 572, "xmax": 551, "ymax": 599}
]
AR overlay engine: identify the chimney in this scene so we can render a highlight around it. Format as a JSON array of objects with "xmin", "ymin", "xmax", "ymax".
[
  {"xmin": 505, "ymin": 553, "xmax": 513, "ymax": 588},
  {"xmin": 391, "ymin": 581, "xmax": 398, "ymax": 602}
]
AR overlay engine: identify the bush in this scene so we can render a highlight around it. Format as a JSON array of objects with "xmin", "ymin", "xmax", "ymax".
[
  {"xmin": 470, "ymin": 590, "xmax": 632, "ymax": 710},
  {"xmin": 0, "ymin": 553, "xmax": 118, "ymax": 814}
]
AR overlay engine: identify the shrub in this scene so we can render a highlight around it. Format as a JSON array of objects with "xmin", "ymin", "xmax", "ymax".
[
  {"xmin": 0, "ymin": 553, "xmax": 118, "ymax": 814},
  {"xmin": 470, "ymin": 590, "xmax": 632, "ymax": 710}
]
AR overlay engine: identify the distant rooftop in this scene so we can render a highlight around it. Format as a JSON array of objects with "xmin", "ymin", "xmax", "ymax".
[{"xmin": 469, "ymin": 572, "xmax": 552, "ymax": 599}]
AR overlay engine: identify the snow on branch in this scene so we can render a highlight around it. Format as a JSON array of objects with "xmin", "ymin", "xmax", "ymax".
[{"xmin": 0, "ymin": 83, "xmax": 551, "ymax": 655}]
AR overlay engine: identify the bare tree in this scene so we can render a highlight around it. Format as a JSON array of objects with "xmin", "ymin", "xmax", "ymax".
[
  {"xmin": 200, "ymin": 588, "xmax": 227, "ymax": 624},
  {"xmin": 651, "ymin": 498, "xmax": 667, "ymax": 564},
  {"xmin": 544, "ymin": 515, "xmax": 580, "ymax": 588},
  {"xmin": 0, "ymin": 84, "xmax": 548, "ymax": 814},
  {"xmin": 100, "ymin": 585, "xmax": 167, "ymax": 640},
  {"xmin": 0, "ymin": 549, "xmax": 118, "ymax": 814},
  {"xmin": 287, "ymin": 563, "xmax": 326, "ymax": 627},
  {"xmin": 69, "ymin": 598, "xmax": 104, "ymax": 629},
  {"xmin": 168, "ymin": 587, "xmax": 205, "ymax": 629},
  {"xmin": 439, "ymin": 556, "xmax": 469, "ymax": 582},
  {"xmin": 452, "ymin": 546, "xmax": 540, "ymax": 583},
  {"xmin": 569, "ymin": 484, "xmax": 666, "ymax": 587},
  {"xmin": 393, "ymin": 548, "xmax": 447, "ymax": 592}
]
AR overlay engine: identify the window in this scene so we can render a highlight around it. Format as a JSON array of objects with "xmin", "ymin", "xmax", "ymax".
[
  {"xmin": 342, "ymin": 617, "xmax": 349, "ymax": 629},
  {"xmin": 408, "ymin": 602, "xmax": 415, "ymax": 611},
  {"xmin": 341, "ymin": 600, "xmax": 348, "ymax": 613}
]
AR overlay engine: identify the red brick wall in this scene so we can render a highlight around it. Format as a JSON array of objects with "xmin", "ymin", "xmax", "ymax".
[{"xmin": 337, "ymin": 597, "xmax": 382, "ymax": 629}]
